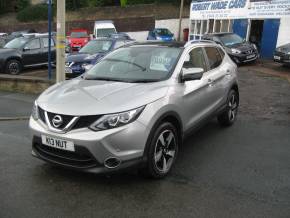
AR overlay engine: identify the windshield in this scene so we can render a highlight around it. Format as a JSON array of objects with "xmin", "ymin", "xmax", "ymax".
[
  {"xmin": 85, "ymin": 46, "xmax": 182, "ymax": 83},
  {"xmin": 79, "ymin": 40, "xmax": 113, "ymax": 54},
  {"xmin": 97, "ymin": 28, "xmax": 116, "ymax": 38},
  {"xmin": 70, "ymin": 31, "xmax": 88, "ymax": 38},
  {"xmin": 4, "ymin": 37, "xmax": 29, "ymax": 49},
  {"xmin": 219, "ymin": 34, "xmax": 244, "ymax": 46},
  {"xmin": 155, "ymin": 29, "xmax": 172, "ymax": 36}
]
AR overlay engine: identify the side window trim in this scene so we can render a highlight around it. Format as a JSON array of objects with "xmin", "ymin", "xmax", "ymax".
[
  {"xmin": 204, "ymin": 46, "xmax": 223, "ymax": 71},
  {"xmin": 182, "ymin": 46, "xmax": 208, "ymax": 73},
  {"xmin": 26, "ymin": 38, "xmax": 41, "ymax": 50}
]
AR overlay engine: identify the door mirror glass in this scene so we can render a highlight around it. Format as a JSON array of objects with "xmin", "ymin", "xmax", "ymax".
[{"xmin": 181, "ymin": 68, "xmax": 204, "ymax": 82}]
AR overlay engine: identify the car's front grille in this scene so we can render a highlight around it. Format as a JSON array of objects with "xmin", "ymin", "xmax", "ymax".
[
  {"xmin": 38, "ymin": 107, "xmax": 102, "ymax": 131},
  {"xmin": 47, "ymin": 111, "xmax": 74, "ymax": 129},
  {"xmin": 243, "ymin": 49, "xmax": 254, "ymax": 55},
  {"xmin": 33, "ymin": 137, "xmax": 99, "ymax": 169},
  {"xmin": 73, "ymin": 115, "xmax": 101, "ymax": 129}
]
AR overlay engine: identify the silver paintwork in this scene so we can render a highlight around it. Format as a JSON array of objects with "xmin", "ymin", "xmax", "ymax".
[{"xmin": 30, "ymin": 42, "xmax": 238, "ymax": 173}]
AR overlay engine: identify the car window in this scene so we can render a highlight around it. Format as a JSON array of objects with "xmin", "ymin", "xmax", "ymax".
[
  {"xmin": 204, "ymin": 47, "xmax": 222, "ymax": 70},
  {"xmin": 70, "ymin": 31, "xmax": 88, "ymax": 38},
  {"xmin": 97, "ymin": 28, "xmax": 116, "ymax": 38},
  {"xmin": 114, "ymin": 41, "xmax": 125, "ymax": 49},
  {"xmin": 42, "ymin": 38, "xmax": 55, "ymax": 48},
  {"xmin": 183, "ymin": 47, "xmax": 207, "ymax": 72},
  {"xmin": 26, "ymin": 39, "xmax": 41, "ymax": 50}
]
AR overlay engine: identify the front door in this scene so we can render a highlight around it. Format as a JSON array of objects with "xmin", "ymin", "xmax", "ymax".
[
  {"xmin": 22, "ymin": 38, "xmax": 42, "ymax": 66},
  {"xmin": 181, "ymin": 47, "xmax": 212, "ymax": 130}
]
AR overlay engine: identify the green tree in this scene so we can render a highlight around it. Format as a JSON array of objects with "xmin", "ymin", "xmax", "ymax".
[
  {"xmin": 17, "ymin": 0, "xmax": 30, "ymax": 12},
  {"xmin": 0, "ymin": 0, "xmax": 7, "ymax": 14}
]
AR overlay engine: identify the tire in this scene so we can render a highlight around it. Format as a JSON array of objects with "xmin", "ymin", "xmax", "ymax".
[
  {"xmin": 144, "ymin": 122, "xmax": 179, "ymax": 179},
  {"xmin": 5, "ymin": 59, "xmax": 22, "ymax": 75},
  {"xmin": 218, "ymin": 89, "xmax": 239, "ymax": 127}
]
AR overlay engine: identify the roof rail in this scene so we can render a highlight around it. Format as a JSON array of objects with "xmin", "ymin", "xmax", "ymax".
[{"xmin": 184, "ymin": 39, "xmax": 216, "ymax": 47}]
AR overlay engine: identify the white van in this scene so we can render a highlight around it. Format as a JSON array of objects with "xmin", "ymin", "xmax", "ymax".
[{"xmin": 93, "ymin": 20, "xmax": 117, "ymax": 38}]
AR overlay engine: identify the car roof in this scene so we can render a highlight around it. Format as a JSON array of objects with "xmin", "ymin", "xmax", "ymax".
[
  {"xmin": 91, "ymin": 37, "xmax": 131, "ymax": 42},
  {"xmin": 204, "ymin": 32, "xmax": 234, "ymax": 37},
  {"xmin": 125, "ymin": 41, "xmax": 185, "ymax": 48}
]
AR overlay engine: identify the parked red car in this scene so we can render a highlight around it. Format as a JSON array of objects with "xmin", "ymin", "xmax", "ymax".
[{"xmin": 67, "ymin": 29, "xmax": 90, "ymax": 51}]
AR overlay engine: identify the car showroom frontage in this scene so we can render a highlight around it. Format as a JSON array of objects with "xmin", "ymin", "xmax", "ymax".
[{"xmin": 189, "ymin": 0, "xmax": 290, "ymax": 58}]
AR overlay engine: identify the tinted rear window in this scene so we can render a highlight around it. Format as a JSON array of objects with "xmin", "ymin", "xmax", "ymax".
[{"xmin": 205, "ymin": 47, "xmax": 222, "ymax": 70}]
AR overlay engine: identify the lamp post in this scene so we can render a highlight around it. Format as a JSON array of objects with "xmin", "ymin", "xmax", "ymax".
[
  {"xmin": 178, "ymin": 0, "xmax": 184, "ymax": 41},
  {"xmin": 56, "ymin": 0, "xmax": 66, "ymax": 83},
  {"xmin": 47, "ymin": 0, "xmax": 52, "ymax": 80}
]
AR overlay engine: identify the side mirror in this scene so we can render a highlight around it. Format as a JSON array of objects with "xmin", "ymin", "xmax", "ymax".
[{"xmin": 181, "ymin": 68, "xmax": 204, "ymax": 82}]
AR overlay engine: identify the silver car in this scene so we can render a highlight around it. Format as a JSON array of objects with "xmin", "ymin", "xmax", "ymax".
[{"xmin": 30, "ymin": 41, "xmax": 239, "ymax": 178}]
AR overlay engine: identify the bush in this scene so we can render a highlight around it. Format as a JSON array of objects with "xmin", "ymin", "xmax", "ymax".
[
  {"xmin": 17, "ymin": 4, "xmax": 49, "ymax": 22},
  {"xmin": 88, "ymin": 0, "xmax": 106, "ymax": 7},
  {"xmin": 17, "ymin": 0, "xmax": 30, "ymax": 11},
  {"xmin": 127, "ymin": 0, "xmax": 154, "ymax": 4}
]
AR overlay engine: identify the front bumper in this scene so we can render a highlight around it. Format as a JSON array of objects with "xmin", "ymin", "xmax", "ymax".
[
  {"xmin": 229, "ymin": 52, "xmax": 258, "ymax": 64},
  {"xmin": 273, "ymin": 52, "xmax": 290, "ymax": 64},
  {"xmin": 29, "ymin": 117, "xmax": 149, "ymax": 174}
]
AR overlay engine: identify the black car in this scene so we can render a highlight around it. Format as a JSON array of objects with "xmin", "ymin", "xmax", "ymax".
[
  {"xmin": 65, "ymin": 37, "xmax": 134, "ymax": 78},
  {"xmin": 0, "ymin": 34, "xmax": 56, "ymax": 75},
  {"xmin": 273, "ymin": 43, "xmax": 290, "ymax": 66},
  {"xmin": 202, "ymin": 32, "xmax": 258, "ymax": 64}
]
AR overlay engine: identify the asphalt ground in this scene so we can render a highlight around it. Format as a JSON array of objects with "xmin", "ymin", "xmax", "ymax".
[{"xmin": 0, "ymin": 67, "xmax": 290, "ymax": 218}]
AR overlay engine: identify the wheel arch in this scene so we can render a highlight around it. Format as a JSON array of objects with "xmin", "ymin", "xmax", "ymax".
[
  {"xmin": 5, "ymin": 57, "xmax": 23, "ymax": 68},
  {"xmin": 143, "ymin": 111, "xmax": 183, "ymax": 161},
  {"xmin": 231, "ymin": 83, "xmax": 239, "ymax": 103}
]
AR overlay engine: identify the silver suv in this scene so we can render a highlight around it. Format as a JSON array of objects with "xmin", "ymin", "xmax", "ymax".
[{"xmin": 30, "ymin": 41, "xmax": 239, "ymax": 178}]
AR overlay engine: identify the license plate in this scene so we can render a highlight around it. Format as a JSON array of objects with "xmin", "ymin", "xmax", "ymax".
[
  {"xmin": 274, "ymin": 55, "xmax": 281, "ymax": 60},
  {"xmin": 246, "ymin": 54, "xmax": 256, "ymax": 59},
  {"xmin": 65, "ymin": 67, "xmax": 72, "ymax": 74},
  {"xmin": 41, "ymin": 135, "xmax": 75, "ymax": 152}
]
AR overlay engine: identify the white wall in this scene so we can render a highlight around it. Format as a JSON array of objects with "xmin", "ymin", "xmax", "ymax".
[
  {"xmin": 155, "ymin": 18, "xmax": 190, "ymax": 39},
  {"xmin": 277, "ymin": 17, "xmax": 290, "ymax": 47}
]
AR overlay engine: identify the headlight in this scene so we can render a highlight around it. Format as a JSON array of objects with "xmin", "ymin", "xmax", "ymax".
[
  {"xmin": 31, "ymin": 101, "xmax": 39, "ymax": 120},
  {"xmin": 82, "ymin": 63, "xmax": 94, "ymax": 71},
  {"xmin": 89, "ymin": 106, "xmax": 145, "ymax": 131},
  {"xmin": 287, "ymin": 51, "xmax": 290, "ymax": 55},
  {"xmin": 231, "ymin": 48, "xmax": 241, "ymax": 54}
]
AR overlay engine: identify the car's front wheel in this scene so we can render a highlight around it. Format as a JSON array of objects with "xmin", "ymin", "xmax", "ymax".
[
  {"xmin": 5, "ymin": 59, "xmax": 22, "ymax": 75},
  {"xmin": 217, "ymin": 89, "xmax": 239, "ymax": 126},
  {"xmin": 145, "ymin": 122, "xmax": 179, "ymax": 179}
]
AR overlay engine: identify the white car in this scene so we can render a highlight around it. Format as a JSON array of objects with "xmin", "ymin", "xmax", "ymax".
[{"xmin": 93, "ymin": 20, "xmax": 117, "ymax": 38}]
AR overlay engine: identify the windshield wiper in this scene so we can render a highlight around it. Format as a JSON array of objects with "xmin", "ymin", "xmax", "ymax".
[
  {"xmin": 128, "ymin": 79, "xmax": 159, "ymax": 83},
  {"xmin": 105, "ymin": 58, "xmax": 146, "ymax": 71},
  {"xmin": 85, "ymin": 77, "xmax": 132, "ymax": 83}
]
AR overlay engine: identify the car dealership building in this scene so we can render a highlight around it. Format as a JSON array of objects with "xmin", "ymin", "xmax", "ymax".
[{"xmin": 189, "ymin": 0, "xmax": 290, "ymax": 58}]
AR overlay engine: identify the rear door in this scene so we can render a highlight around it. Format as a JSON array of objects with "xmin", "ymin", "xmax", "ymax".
[
  {"xmin": 42, "ymin": 37, "xmax": 56, "ymax": 63},
  {"xmin": 22, "ymin": 38, "xmax": 42, "ymax": 66}
]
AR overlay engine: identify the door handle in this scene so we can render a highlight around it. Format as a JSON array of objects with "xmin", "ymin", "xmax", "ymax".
[{"xmin": 207, "ymin": 78, "xmax": 213, "ymax": 86}]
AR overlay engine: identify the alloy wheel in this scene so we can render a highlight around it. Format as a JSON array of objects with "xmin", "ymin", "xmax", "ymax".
[
  {"xmin": 154, "ymin": 129, "xmax": 177, "ymax": 173},
  {"xmin": 228, "ymin": 93, "xmax": 238, "ymax": 122}
]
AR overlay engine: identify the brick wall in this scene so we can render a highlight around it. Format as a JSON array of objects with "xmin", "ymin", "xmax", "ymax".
[{"xmin": 0, "ymin": 16, "xmax": 155, "ymax": 34}]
